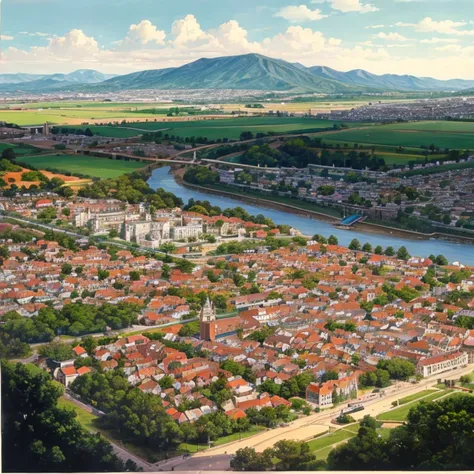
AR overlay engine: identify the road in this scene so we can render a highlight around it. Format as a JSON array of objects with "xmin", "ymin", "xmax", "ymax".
[{"xmin": 181, "ymin": 363, "xmax": 474, "ymax": 468}]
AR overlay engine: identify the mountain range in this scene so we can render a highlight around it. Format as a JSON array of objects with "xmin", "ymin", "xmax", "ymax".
[
  {"xmin": 0, "ymin": 70, "xmax": 115, "ymax": 91},
  {"xmin": 2, "ymin": 54, "xmax": 474, "ymax": 94}
]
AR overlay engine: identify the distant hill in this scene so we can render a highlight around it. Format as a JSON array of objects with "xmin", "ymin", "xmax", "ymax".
[
  {"xmin": 98, "ymin": 54, "xmax": 358, "ymax": 93},
  {"xmin": 307, "ymin": 65, "xmax": 474, "ymax": 92},
  {"xmin": 0, "ymin": 69, "xmax": 116, "ymax": 92},
  {"xmin": 2, "ymin": 53, "xmax": 474, "ymax": 94},
  {"xmin": 0, "ymin": 73, "xmax": 46, "ymax": 85}
]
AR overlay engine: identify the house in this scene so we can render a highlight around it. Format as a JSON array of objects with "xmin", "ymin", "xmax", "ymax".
[{"xmin": 57, "ymin": 366, "xmax": 78, "ymax": 387}]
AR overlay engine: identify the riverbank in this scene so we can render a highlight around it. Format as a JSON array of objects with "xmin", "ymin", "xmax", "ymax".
[{"xmin": 172, "ymin": 167, "xmax": 474, "ymax": 245}]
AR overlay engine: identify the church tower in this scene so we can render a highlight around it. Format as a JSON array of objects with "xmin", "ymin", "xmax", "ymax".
[{"xmin": 200, "ymin": 297, "xmax": 216, "ymax": 341}]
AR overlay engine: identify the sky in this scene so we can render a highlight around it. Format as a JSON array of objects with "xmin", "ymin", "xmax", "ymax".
[{"xmin": 1, "ymin": 0, "xmax": 474, "ymax": 79}]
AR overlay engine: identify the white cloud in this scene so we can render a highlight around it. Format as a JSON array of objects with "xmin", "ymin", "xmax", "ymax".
[
  {"xmin": 19, "ymin": 31, "xmax": 50, "ymax": 37},
  {"xmin": 397, "ymin": 17, "xmax": 474, "ymax": 36},
  {"xmin": 365, "ymin": 24, "xmax": 386, "ymax": 29},
  {"xmin": 170, "ymin": 14, "xmax": 214, "ymax": 47},
  {"xmin": 0, "ymin": 35, "xmax": 14, "ymax": 41},
  {"xmin": 328, "ymin": 0, "xmax": 379, "ymax": 13},
  {"xmin": 122, "ymin": 20, "xmax": 166, "ymax": 46},
  {"xmin": 420, "ymin": 37, "xmax": 460, "ymax": 44},
  {"xmin": 275, "ymin": 5, "xmax": 328, "ymax": 22},
  {"xmin": 210, "ymin": 20, "xmax": 261, "ymax": 52},
  {"xmin": 375, "ymin": 32, "xmax": 409, "ymax": 41},
  {"xmin": 45, "ymin": 29, "xmax": 100, "ymax": 57},
  {"xmin": 435, "ymin": 44, "xmax": 474, "ymax": 56}
]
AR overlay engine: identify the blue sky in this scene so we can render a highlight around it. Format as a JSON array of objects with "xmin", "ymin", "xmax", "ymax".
[{"xmin": 1, "ymin": 0, "xmax": 474, "ymax": 78}]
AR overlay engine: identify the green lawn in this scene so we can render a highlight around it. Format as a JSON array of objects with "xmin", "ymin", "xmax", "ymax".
[
  {"xmin": 58, "ymin": 397, "xmax": 98, "ymax": 432},
  {"xmin": 319, "ymin": 121, "xmax": 474, "ymax": 150},
  {"xmin": 397, "ymin": 389, "xmax": 438, "ymax": 405},
  {"xmin": 377, "ymin": 390, "xmax": 453, "ymax": 421},
  {"xmin": 307, "ymin": 428, "xmax": 353, "ymax": 452},
  {"xmin": 179, "ymin": 426, "xmax": 267, "ymax": 454},
  {"xmin": 16, "ymin": 154, "xmax": 144, "ymax": 179}
]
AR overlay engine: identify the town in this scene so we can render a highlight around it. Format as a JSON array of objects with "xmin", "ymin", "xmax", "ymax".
[
  {"xmin": 2, "ymin": 198, "xmax": 474, "ymax": 469},
  {"xmin": 3, "ymin": 2, "xmax": 474, "ymax": 469}
]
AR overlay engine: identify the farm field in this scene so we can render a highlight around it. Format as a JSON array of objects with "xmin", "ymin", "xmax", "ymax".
[
  {"xmin": 16, "ymin": 154, "xmax": 144, "ymax": 179},
  {"xmin": 381, "ymin": 120, "xmax": 474, "ymax": 133},
  {"xmin": 63, "ymin": 118, "xmax": 369, "ymax": 140},
  {"xmin": 319, "ymin": 121, "xmax": 474, "ymax": 150},
  {"xmin": 1, "ymin": 109, "xmax": 164, "ymax": 126}
]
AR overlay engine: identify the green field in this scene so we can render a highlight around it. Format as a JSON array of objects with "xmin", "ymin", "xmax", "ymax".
[
  {"xmin": 319, "ymin": 121, "xmax": 474, "ymax": 150},
  {"xmin": 62, "ymin": 118, "xmax": 369, "ymax": 141},
  {"xmin": 16, "ymin": 154, "xmax": 144, "ymax": 178},
  {"xmin": 0, "ymin": 142, "xmax": 41, "ymax": 156},
  {"xmin": 377, "ymin": 390, "xmax": 452, "ymax": 421}
]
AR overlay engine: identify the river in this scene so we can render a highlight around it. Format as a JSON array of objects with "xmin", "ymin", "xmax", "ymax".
[{"xmin": 148, "ymin": 167, "xmax": 474, "ymax": 266}]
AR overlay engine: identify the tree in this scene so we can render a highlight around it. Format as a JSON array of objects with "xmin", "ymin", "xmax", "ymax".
[
  {"xmin": 348, "ymin": 239, "xmax": 361, "ymax": 251},
  {"xmin": 213, "ymin": 294, "xmax": 228, "ymax": 311},
  {"xmin": 435, "ymin": 254, "xmax": 448, "ymax": 266},
  {"xmin": 374, "ymin": 245, "xmax": 383, "ymax": 255},
  {"xmin": 175, "ymin": 259, "xmax": 194, "ymax": 274},
  {"xmin": 396, "ymin": 246, "xmax": 410, "ymax": 261},
  {"xmin": 97, "ymin": 269, "xmax": 110, "ymax": 281},
  {"xmin": 129, "ymin": 270, "xmax": 141, "ymax": 281},
  {"xmin": 321, "ymin": 370, "xmax": 339, "ymax": 383},
  {"xmin": 377, "ymin": 358, "xmax": 415, "ymax": 380},
  {"xmin": 2, "ymin": 362, "xmax": 131, "ymax": 472},
  {"xmin": 1, "ymin": 148, "xmax": 16, "ymax": 161},
  {"xmin": 328, "ymin": 235, "xmax": 338, "ymax": 245},
  {"xmin": 0, "ymin": 245, "xmax": 11, "ymax": 261},
  {"xmin": 328, "ymin": 395, "xmax": 474, "ymax": 470},
  {"xmin": 230, "ymin": 447, "xmax": 272, "ymax": 471},
  {"xmin": 327, "ymin": 423, "xmax": 390, "ymax": 470},
  {"xmin": 351, "ymin": 353, "xmax": 360, "ymax": 366},
  {"xmin": 39, "ymin": 342, "xmax": 75, "ymax": 361},
  {"xmin": 61, "ymin": 263, "xmax": 73, "ymax": 275},
  {"xmin": 270, "ymin": 439, "xmax": 322, "ymax": 471},
  {"xmin": 159, "ymin": 243, "xmax": 176, "ymax": 254},
  {"xmin": 385, "ymin": 246, "xmax": 395, "ymax": 256},
  {"xmin": 362, "ymin": 243, "xmax": 372, "ymax": 253}
]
